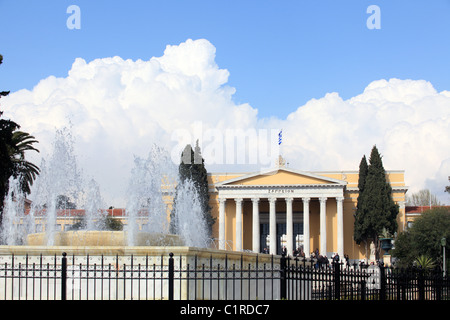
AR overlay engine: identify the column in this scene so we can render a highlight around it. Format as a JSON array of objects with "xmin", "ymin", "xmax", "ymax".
[
  {"xmin": 302, "ymin": 197, "xmax": 310, "ymax": 258},
  {"xmin": 336, "ymin": 197, "xmax": 344, "ymax": 257},
  {"xmin": 269, "ymin": 197, "xmax": 277, "ymax": 255},
  {"xmin": 251, "ymin": 198, "xmax": 260, "ymax": 253},
  {"xmin": 218, "ymin": 198, "xmax": 226, "ymax": 250},
  {"xmin": 235, "ymin": 198, "xmax": 243, "ymax": 251},
  {"xmin": 285, "ymin": 197, "xmax": 293, "ymax": 256},
  {"xmin": 319, "ymin": 197, "xmax": 327, "ymax": 256}
]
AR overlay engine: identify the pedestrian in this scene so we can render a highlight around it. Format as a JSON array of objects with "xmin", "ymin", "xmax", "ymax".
[
  {"xmin": 344, "ymin": 254, "xmax": 350, "ymax": 268},
  {"xmin": 333, "ymin": 252, "xmax": 340, "ymax": 263}
]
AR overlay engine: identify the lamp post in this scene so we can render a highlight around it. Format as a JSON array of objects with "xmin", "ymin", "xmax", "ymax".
[{"xmin": 441, "ymin": 237, "xmax": 447, "ymax": 277}]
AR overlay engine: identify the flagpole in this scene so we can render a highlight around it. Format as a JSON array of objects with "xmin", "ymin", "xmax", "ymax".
[
  {"xmin": 277, "ymin": 129, "xmax": 283, "ymax": 167},
  {"xmin": 278, "ymin": 129, "xmax": 282, "ymax": 155}
]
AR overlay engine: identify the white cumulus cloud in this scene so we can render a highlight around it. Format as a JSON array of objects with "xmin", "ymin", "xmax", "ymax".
[
  {"xmin": 278, "ymin": 78, "xmax": 450, "ymax": 203},
  {"xmin": 2, "ymin": 39, "xmax": 449, "ymax": 206}
]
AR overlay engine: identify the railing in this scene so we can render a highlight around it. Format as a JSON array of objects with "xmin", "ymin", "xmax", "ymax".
[
  {"xmin": 0, "ymin": 254, "xmax": 64, "ymax": 300},
  {"xmin": 282, "ymin": 255, "xmax": 450, "ymax": 301},
  {"xmin": 0, "ymin": 253, "xmax": 448, "ymax": 300},
  {"xmin": 282, "ymin": 256, "xmax": 374, "ymax": 300},
  {"xmin": 0, "ymin": 252, "xmax": 282, "ymax": 300}
]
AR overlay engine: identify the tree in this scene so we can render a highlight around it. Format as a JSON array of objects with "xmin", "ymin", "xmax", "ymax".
[
  {"xmin": 406, "ymin": 189, "xmax": 442, "ymax": 206},
  {"xmin": 8, "ymin": 131, "xmax": 40, "ymax": 194},
  {"xmin": 0, "ymin": 54, "xmax": 16, "ymax": 220},
  {"xmin": 56, "ymin": 194, "xmax": 77, "ymax": 209},
  {"xmin": 68, "ymin": 215, "xmax": 123, "ymax": 231},
  {"xmin": 393, "ymin": 207, "xmax": 450, "ymax": 268},
  {"xmin": 171, "ymin": 141, "xmax": 215, "ymax": 237},
  {"xmin": 354, "ymin": 155, "xmax": 368, "ymax": 245},
  {"xmin": 0, "ymin": 111, "xmax": 18, "ymax": 219},
  {"xmin": 445, "ymin": 176, "xmax": 449, "ymax": 194},
  {"xmin": 1, "ymin": 123, "xmax": 40, "ymax": 198},
  {"xmin": 0, "ymin": 54, "xmax": 40, "ymax": 222},
  {"xmin": 353, "ymin": 146, "xmax": 399, "ymax": 259},
  {"xmin": 0, "ymin": 55, "xmax": 10, "ymax": 98}
]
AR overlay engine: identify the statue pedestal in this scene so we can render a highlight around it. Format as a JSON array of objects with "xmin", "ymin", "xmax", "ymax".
[{"xmin": 383, "ymin": 254, "xmax": 392, "ymax": 267}]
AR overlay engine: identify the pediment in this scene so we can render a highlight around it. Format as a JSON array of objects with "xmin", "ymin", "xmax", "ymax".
[{"xmin": 215, "ymin": 167, "xmax": 347, "ymax": 187}]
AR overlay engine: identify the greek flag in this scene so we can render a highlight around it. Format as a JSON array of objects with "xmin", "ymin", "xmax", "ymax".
[{"xmin": 278, "ymin": 129, "xmax": 282, "ymax": 145}]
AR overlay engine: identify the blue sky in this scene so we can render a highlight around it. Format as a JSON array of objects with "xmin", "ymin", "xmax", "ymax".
[{"xmin": 1, "ymin": 0, "xmax": 450, "ymax": 119}]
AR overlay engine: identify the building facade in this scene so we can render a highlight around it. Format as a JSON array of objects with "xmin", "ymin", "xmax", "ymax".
[
  {"xmin": 21, "ymin": 161, "xmax": 408, "ymax": 262},
  {"xmin": 207, "ymin": 162, "xmax": 407, "ymax": 260}
]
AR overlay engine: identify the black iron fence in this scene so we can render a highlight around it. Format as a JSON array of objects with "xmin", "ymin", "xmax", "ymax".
[
  {"xmin": 282, "ymin": 256, "xmax": 450, "ymax": 300},
  {"xmin": 0, "ymin": 252, "xmax": 448, "ymax": 300}
]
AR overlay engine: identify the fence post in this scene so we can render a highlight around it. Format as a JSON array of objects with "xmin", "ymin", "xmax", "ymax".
[
  {"xmin": 280, "ymin": 254, "xmax": 287, "ymax": 300},
  {"xmin": 435, "ymin": 271, "xmax": 442, "ymax": 301},
  {"xmin": 333, "ymin": 262, "xmax": 341, "ymax": 300},
  {"xmin": 61, "ymin": 252, "xmax": 67, "ymax": 301},
  {"xmin": 361, "ymin": 280, "xmax": 366, "ymax": 301},
  {"xmin": 168, "ymin": 252, "xmax": 174, "ymax": 300},
  {"xmin": 379, "ymin": 265, "xmax": 386, "ymax": 300},
  {"xmin": 418, "ymin": 268, "xmax": 425, "ymax": 301}
]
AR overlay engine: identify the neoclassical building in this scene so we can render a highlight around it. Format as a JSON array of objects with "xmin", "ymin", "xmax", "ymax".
[
  {"xmin": 207, "ymin": 160, "xmax": 407, "ymax": 260},
  {"xmin": 22, "ymin": 158, "xmax": 407, "ymax": 261}
]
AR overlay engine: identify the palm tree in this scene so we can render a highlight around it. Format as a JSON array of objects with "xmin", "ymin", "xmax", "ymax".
[
  {"xmin": 0, "ymin": 54, "xmax": 40, "ymax": 216},
  {"xmin": 415, "ymin": 255, "xmax": 435, "ymax": 271},
  {"xmin": 0, "ymin": 112, "xmax": 19, "ymax": 218},
  {"xmin": 8, "ymin": 131, "xmax": 40, "ymax": 194}
]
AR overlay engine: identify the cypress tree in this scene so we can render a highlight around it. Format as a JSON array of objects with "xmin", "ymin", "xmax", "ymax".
[
  {"xmin": 170, "ymin": 141, "xmax": 215, "ymax": 237},
  {"xmin": 354, "ymin": 155, "xmax": 368, "ymax": 245},
  {"xmin": 354, "ymin": 146, "xmax": 399, "ymax": 259}
]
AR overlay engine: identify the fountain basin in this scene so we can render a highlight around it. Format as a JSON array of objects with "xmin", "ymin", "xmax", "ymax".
[{"xmin": 26, "ymin": 231, "xmax": 184, "ymax": 247}]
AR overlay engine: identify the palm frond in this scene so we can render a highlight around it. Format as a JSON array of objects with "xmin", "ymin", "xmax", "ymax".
[
  {"xmin": 11, "ymin": 131, "xmax": 40, "ymax": 156},
  {"xmin": 7, "ymin": 130, "xmax": 40, "ymax": 195},
  {"xmin": 415, "ymin": 255, "xmax": 435, "ymax": 270}
]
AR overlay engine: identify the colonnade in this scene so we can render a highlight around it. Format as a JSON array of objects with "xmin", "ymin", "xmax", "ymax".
[{"xmin": 218, "ymin": 196, "xmax": 344, "ymax": 258}]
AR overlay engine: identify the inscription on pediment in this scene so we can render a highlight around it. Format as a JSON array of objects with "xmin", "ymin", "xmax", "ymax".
[{"xmin": 268, "ymin": 189, "xmax": 295, "ymax": 194}]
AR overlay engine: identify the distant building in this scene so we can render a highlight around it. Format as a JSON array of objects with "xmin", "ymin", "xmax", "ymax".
[
  {"xmin": 24, "ymin": 208, "xmax": 128, "ymax": 233},
  {"xmin": 404, "ymin": 205, "xmax": 450, "ymax": 229}
]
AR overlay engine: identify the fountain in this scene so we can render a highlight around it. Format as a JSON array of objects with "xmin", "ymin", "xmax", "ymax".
[
  {"xmin": 0, "ymin": 127, "xmax": 278, "ymax": 300},
  {"xmin": 0, "ymin": 175, "xmax": 28, "ymax": 245},
  {"xmin": 0, "ymin": 127, "xmax": 206, "ymax": 249}
]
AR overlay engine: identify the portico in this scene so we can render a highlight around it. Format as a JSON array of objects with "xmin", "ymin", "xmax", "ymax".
[{"xmin": 215, "ymin": 167, "xmax": 346, "ymax": 258}]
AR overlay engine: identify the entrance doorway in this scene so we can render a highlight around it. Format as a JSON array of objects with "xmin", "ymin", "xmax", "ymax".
[{"xmin": 259, "ymin": 222, "xmax": 303, "ymax": 255}]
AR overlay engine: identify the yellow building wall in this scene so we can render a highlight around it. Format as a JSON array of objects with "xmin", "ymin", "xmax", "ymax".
[
  {"xmin": 309, "ymin": 201, "xmax": 320, "ymax": 253},
  {"xmin": 231, "ymin": 171, "xmax": 331, "ymax": 185}
]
